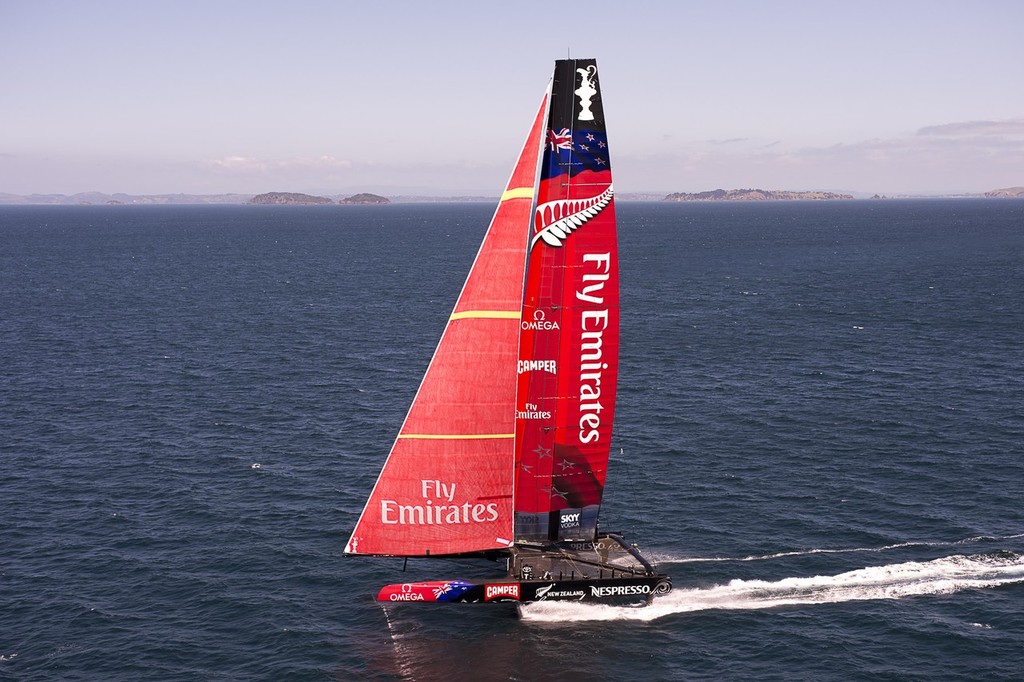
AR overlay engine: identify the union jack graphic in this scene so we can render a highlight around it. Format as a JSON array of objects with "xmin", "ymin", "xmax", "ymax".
[
  {"xmin": 432, "ymin": 582, "xmax": 456, "ymax": 598},
  {"xmin": 547, "ymin": 128, "xmax": 573, "ymax": 151},
  {"xmin": 431, "ymin": 580, "xmax": 474, "ymax": 602}
]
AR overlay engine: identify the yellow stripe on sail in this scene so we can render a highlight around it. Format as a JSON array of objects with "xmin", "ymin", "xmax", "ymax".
[
  {"xmin": 500, "ymin": 186, "xmax": 535, "ymax": 202},
  {"xmin": 449, "ymin": 310, "xmax": 521, "ymax": 321},
  {"xmin": 397, "ymin": 433, "xmax": 515, "ymax": 440}
]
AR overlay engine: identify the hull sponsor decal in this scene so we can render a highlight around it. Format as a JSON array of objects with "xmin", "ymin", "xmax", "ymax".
[
  {"xmin": 484, "ymin": 583, "xmax": 521, "ymax": 601},
  {"xmin": 590, "ymin": 583, "xmax": 651, "ymax": 598}
]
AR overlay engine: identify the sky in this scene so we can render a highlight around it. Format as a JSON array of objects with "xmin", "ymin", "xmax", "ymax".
[{"xmin": 2, "ymin": 0, "xmax": 1022, "ymax": 197}]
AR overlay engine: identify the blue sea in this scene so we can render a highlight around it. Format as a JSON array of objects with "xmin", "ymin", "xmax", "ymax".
[{"xmin": 1, "ymin": 200, "xmax": 1022, "ymax": 680}]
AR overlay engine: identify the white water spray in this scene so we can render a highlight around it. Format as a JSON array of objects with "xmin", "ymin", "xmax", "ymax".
[{"xmin": 520, "ymin": 551, "xmax": 1024, "ymax": 623}]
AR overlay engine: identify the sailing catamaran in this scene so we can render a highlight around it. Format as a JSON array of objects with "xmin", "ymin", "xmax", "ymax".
[{"xmin": 345, "ymin": 59, "xmax": 672, "ymax": 604}]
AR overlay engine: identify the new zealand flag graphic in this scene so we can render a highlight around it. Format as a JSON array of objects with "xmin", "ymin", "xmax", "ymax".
[
  {"xmin": 539, "ymin": 59, "xmax": 610, "ymax": 182},
  {"xmin": 542, "ymin": 128, "xmax": 611, "ymax": 180}
]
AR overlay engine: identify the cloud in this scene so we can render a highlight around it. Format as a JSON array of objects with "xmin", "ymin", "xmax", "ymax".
[
  {"xmin": 617, "ymin": 115, "xmax": 1024, "ymax": 194},
  {"xmin": 917, "ymin": 117, "xmax": 1024, "ymax": 137},
  {"xmin": 200, "ymin": 155, "xmax": 353, "ymax": 175},
  {"xmin": 201, "ymin": 155, "xmax": 261, "ymax": 172}
]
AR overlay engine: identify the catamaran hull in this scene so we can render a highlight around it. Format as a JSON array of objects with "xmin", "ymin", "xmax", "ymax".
[
  {"xmin": 376, "ymin": 532, "xmax": 671, "ymax": 604},
  {"xmin": 377, "ymin": 575, "xmax": 672, "ymax": 604}
]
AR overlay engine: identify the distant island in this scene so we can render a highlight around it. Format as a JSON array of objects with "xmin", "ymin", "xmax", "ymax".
[
  {"xmin": 664, "ymin": 189, "xmax": 854, "ymax": 202},
  {"xmin": 339, "ymin": 192, "xmax": 389, "ymax": 204},
  {"xmin": 985, "ymin": 187, "xmax": 1024, "ymax": 198},
  {"xmin": 0, "ymin": 191, "xmax": 254, "ymax": 205},
  {"xmin": 248, "ymin": 191, "xmax": 391, "ymax": 205},
  {"xmin": 249, "ymin": 192, "xmax": 333, "ymax": 205}
]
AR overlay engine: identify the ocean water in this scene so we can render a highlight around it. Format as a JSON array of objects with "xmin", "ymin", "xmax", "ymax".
[{"xmin": 1, "ymin": 200, "xmax": 1022, "ymax": 680}]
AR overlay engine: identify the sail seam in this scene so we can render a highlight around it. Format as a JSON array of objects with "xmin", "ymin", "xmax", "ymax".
[{"xmin": 449, "ymin": 310, "xmax": 521, "ymax": 320}]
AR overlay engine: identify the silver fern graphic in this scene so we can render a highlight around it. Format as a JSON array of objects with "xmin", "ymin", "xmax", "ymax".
[
  {"xmin": 534, "ymin": 583, "xmax": 555, "ymax": 600},
  {"xmin": 531, "ymin": 185, "xmax": 614, "ymax": 248}
]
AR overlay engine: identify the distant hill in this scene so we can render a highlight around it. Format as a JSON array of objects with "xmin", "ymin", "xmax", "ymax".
[
  {"xmin": 985, "ymin": 187, "xmax": 1024, "ymax": 198},
  {"xmin": 665, "ymin": 188, "xmax": 854, "ymax": 201},
  {"xmin": 0, "ymin": 192, "xmax": 253, "ymax": 205},
  {"xmin": 248, "ymin": 191, "xmax": 390, "ymax": 205},
  {"xmin": 339, "ymin": 193, "xmax": 389, "ymax": 205},
  {"xmin": 249, "ymin": 192, "xmax": 333, "ymax": 205}
]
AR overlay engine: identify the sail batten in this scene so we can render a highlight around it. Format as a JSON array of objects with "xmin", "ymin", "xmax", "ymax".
[
  {"xmin": 397, "ymin": 433, "xmax": 516, "ymax": 440},
  {"xmin": 500, "ymin": 187, "xmax": 536, "ymax": 201},
  {"xmin": 449, "ymin": 310, "xmax": 521, "ymax": 320}
]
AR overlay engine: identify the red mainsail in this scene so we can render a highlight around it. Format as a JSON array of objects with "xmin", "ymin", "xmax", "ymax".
[
  {"xmin": 514, "ymin": 59, "xmax": 619, "ymax": 543},
  {"xmin": 347, "ymin": 59, "xmax": 618, "ymax": 556},
  {"xmin": 345, "ymin": 97, "xmax": 548, "ymax": 556}
]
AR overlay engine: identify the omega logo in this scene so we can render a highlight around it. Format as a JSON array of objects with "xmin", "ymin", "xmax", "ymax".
[{"xmin": 522, "ymin": 309, "xmax": 560, "ymax": 331}]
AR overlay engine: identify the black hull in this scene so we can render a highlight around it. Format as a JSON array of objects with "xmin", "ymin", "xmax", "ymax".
[
  {"xmin": 446, "ymin": 574, "xmax": 672, "ymax": 604},
  {"xmin": 375, "ymin": 533, "xmax": 672, "ymax": 604}
]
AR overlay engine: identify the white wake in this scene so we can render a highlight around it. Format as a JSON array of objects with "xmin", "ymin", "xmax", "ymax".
[
  {"xmin": 519, "ymin": 551, "xmax": 1024, "ymax": 623},
  {"xmin": 651, "ymin": 533, "xmax": 1024, "ymax": 565}
]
